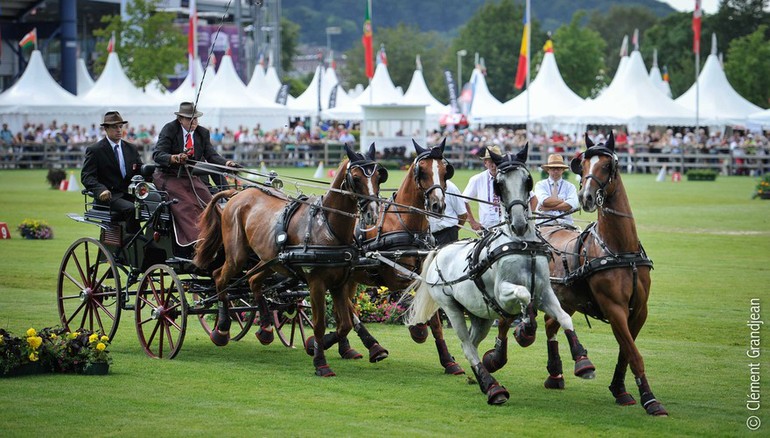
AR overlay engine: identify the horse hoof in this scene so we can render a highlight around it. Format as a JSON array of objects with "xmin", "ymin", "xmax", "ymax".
[
  {"xmin": 443, "ymin": 362, "xmax": 465, "ymax": 375},
  {"xmin": 408, "ymin": 324, "xmax": 429, "ymax": 344},
  {"xmin": 368, "ymin": 343, "xmax": 389, "ymax": 363},
  {"xmin": 340, "ymin": 348, "xmax": 364, "ymax": 360},
  {"xmin": 314, "ymin": 365, "xmax": 336, "ymax": 377},
  {"xmin": 482, "ymin": 349, "xmax": 506, "ymax": 373},
  {"xmin": 304, "ymin": 336, "xmax": 315, "ymax": 356},
  {"xmin": 613, "ymin": 391, "xmax": 637, "ymax": 406},
  {"xmin": 544, "ymin": 375, "xmax": 565, "ymax": 390},
  {"xmin": 513, "ymin": 323, "xmax": 536, "ymax": 348},
  {"xmin": 486, "ymin": 384, "xmax": 509, "ymax": 405},
  {"xmin": 256, "ymin": 326, "xmax": 274, "ymax": 345},
  {"xmin": 210, "ymin": 329, "xmax": 230, "ymax": 347},
  {"xmin": 644, "ymin": 401, "xmax": 669, "ymax": 416},
  {"xmin": 574, "ymin": 356, "xmax": 596, "ymax": 379}
]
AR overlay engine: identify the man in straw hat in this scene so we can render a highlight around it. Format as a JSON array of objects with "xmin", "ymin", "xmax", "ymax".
[
  {"xmin": 152, "ymin": 102, "xmax": 240, "ymax": 249},
  {"xmin": 533, "ymin": 153, "xmax": 579, "ymax": 227},
  {"xmin": 81, "ymin": 110, "xmax": 143, "ymax": 231},
  {"xmin": 462, "ymin": 145, "xmax": 505, "ymax": 232}
]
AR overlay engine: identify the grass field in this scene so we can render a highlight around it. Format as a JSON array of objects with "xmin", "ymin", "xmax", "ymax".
[{"xmin": 0, "ymin": 168, "xmax": 768, "ymax": 436}]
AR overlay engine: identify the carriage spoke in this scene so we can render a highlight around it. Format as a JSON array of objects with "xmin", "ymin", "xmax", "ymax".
[
  {"xmin": 71, "ymin": 252, "xmax": 88, "ymax": 288},
  {"xmin": 163, "ymin": 322, "xmax": 176, "ymax": 352},
  {"xmin": 92, "ymin": 299, "xmax": 117, "ymax": 322},
  {"xmin": 61, "ymin": 271, "xmax": 86, "ymax": 292},
  {"xmin": 64, "ymin": 300, "xmax": 87, "ymax": 326}
]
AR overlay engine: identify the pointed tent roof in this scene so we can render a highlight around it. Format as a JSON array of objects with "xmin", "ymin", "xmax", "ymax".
[
  {"xmin": 401, "ymin": 68, "xmax": 448, "ymax": 116},
  {"xmin": 246, "ymin": 65, "xmax": 267, "ymax": 99},
  {"xmin": 675, "ymin": 35, "xmax": 762, "ymax": 126},
  {"xmin": 565, "ymin": 50, "xmax": 697, "ymax": 128},
  {"xmin": 80, "ymin": 52, "xmax": 164, "ymax": 106},
  {"xmin": 144, "ymin": 79, "xmax": 169, "ymax": 99},
  {"xmin": 467, "ymin": 67, "xmax": 505, "ymax": 125},
  {"xmin": 648, "ymin": 49, "xmax": 672, "ymax": 98},
  {"xmin": 497, "ymin": 51, "xmax": 584, "ymax": 124},
  {"xmin": 262, "ymin": 65, "xmax": 283, "ymax": 102},
  {"xmin": 355, "ymin": 63, "xmax": 402, "ymax": 105},
  {"xmin": 195, "ymin": 54, "xmax": 284, "ymax": 110},
  {"xmin": 170, "ymin": 57, "xmax": 206, "ymax": 102},
  {"xmin": 0, "ymin": 50, "xmax": 79, "ymax": 106},
  {"xmin": 76, "ymin": 58, "xmax": 95, "ymax": 95}
]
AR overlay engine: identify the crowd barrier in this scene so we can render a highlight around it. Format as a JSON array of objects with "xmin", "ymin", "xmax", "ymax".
[{"xmin": 1, "ymin": 141, "xmax": 768, "ymax": 176}]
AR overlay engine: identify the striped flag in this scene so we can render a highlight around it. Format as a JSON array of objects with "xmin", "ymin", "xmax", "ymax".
[
  {"xmin": 514, "ymin": 1, "xmax": 529, "ymax": 90},
  {"xmin": 692, "ymin": 0, "xmax": 702, "ymax": 53},
  {"xmin": 362, "ymin": 0, "xmax": 374, "ymax": 79},
  {"xmin": 543, "ymin": 38, "xmax": 553, "ymax": 53},
  {"xmin": 188, "ymin": 0, "xmax": 198, "ymax": 88},
  {"xmin": 107, "ymin": 32, "xmax": 115, "ymax": 53},
  {"xmin": 19, "ymin": 28, "xmax": 37, "ymax": 50}
]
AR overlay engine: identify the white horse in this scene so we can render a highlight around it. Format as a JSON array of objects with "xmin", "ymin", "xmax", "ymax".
[{"xmin": 406, "ymin": 145, "xmax": 593, "ymax": 405}]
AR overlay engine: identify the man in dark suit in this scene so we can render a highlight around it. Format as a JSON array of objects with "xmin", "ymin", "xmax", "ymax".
[
  {"xmin": 81, "ymin": 111, "xmax": 143, "ymax": 231},
  {"xmin": 152, "ymin": 102, "xmax": 239, "ymax": 248}
]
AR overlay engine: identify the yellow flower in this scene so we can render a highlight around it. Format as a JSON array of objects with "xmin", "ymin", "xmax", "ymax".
[
  {"xmin": 100, "ymin": 335, "xmax": 110, "ymax": 342},
  {"xmin": 51, "ymin": 333, "xmax": 58, "ymax": 339},
  {"xmin": 26, "ymin": 328, "xmax": 37, "ymax": 337},
  {"xmin": 27, "ymin": 336, "xmax": 42, "ymax": 350},
  {"xmin": 29, "ymin": 352, "xmax": 38, "ymax": 362},
  {"xmin": 89, "ymin": 333, "xmax": 99, "ymax": 343},
  {"xmin": 96, "ymin": 342, "xmax": 106, "ymax": 351}
]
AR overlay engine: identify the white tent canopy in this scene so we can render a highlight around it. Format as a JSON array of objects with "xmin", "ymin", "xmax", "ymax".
[
  {"xmin": 675, "ymin": 35, "xmax": 762, "ymax": 127},
  {"xmin": 747, "ymin": 108, "xmax": 770, "ymax": 128},
  {"xmin": 402, "ymin": 68, "xmax": 448, "ymax": 116},
  {"xmin": 76, "ymin": 58, "xmax": 95, "ymax": 95},
  {"xmin": 323, "ymin": 63, "xmax": 403, "ymax": 120},
  {"xmin": 497, "ymin": 51, "xmax": 585, "ymax": 126},
  {"xmin": 245, "ymin": 64, "xmax": 267, "ymax": 99},
  {"xmin": 467, "ymin": 67, "xmax": 505, "ymax": 125},
  {"xmin": 648, "ymin": 49, "xmax": 672, "ymax": 98}
]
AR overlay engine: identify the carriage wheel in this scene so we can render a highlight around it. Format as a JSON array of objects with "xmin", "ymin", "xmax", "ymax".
[
  {"xmin": 273, "ymin": 299, "xmax": 313, "ymax": 348},
  {"xmin": 57, "ymin": 237, "xmax": 122, "ymax": 340},
  {"xmin": 193, "ymin": 293, "xmax": 256, "ymax": 342},
  {"xmin": 135, "ymin": 264, "xmax": 187, "ymax": 359}
]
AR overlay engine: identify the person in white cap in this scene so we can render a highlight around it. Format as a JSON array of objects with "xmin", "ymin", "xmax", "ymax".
[{"xmin": 534, "ymin": 153, "xmax": 579, "ymax": 227}]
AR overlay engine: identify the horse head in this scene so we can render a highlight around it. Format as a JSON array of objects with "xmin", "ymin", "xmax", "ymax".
[
  {"xmin": 411, "ymin": 138, "xmax": 454, "ymax": 214},
  {"xmin": 489, "ymin": 144, "xmax": 532, "ymax": 237},
  {"xmin": 571, "ymin": 132, "xmax": 619, "ymax": 212},
  {"xmin": 344, "ymin": 142, "xmax": 387, "ymax": 227}
]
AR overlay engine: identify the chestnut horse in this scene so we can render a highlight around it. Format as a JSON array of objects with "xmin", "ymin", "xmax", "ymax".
[
  {"xmin": 486, "ymin": 132, "xmax": 667, "ymax": 415},
  {"xmin": 194, "ymin": 144, "xmax": 387, "ymax": 377},
  {"xmin": 320, "ymin": 139, "xmax": 462, "ymax": 372}
]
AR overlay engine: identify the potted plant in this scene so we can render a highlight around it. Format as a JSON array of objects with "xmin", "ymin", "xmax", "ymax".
[
  {"xmin": 0, "ymin": 328, "xmax": 44, "ymax": 376},
  {"xmin": 17, "ymin": 219, "xmax": 54, "ymax": 240},
  {"xmin": 686, "ymin": 169, "xmax": 718, "ymax": 181},
  {"xmin": 753, "ymin": 174, "xmax": 770, "ymax": 199}
]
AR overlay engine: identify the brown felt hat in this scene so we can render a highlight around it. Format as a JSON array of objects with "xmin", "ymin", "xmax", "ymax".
[
  {"xmin": 541, "ymin": 154, "xmax": 569, "ymax": 169},
  {"xmin": 100, "ymin": 111, "xmax": 128, "ymax": 127},
  {"xmin": 174, "ymin": 102, "xmax": 203, "ymax": 118},
  {"xmin": 479, "ymin": 145, "xmax": 503, "ymax": 160}
]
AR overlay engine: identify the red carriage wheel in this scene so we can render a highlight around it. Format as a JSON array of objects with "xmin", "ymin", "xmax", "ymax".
[
  {"xmin": 193, "ymin": 293, "xmax": 256, "ymax": 342},
  {"xmin": 135, "ymin": 264, "xmax": 187, "ymax": 359},
  {"xmin": 273, "ymin": 299, "xmax": 313, "ymax": 348},
  {"xmin": 57, "ymin": 237, "xmax": 122, "ymax": 340}
]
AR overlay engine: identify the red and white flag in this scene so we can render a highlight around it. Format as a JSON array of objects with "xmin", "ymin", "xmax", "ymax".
[
  {"xmin": 188, "ymin": 0, "xmax": 198, "ymax": 88},
  {"xmin": 692, "ymin": 0, "xmax": 702, "ymax": 54},
  {"xmin": 107, "ymin": 31, "xmax": 115, "ymax": 53},
  {"xmin": 19, "ymin": 28, "xmax": 37, "ymax": 50},
  {"xmin": 632, "ymin": 28, "xmax": 639, "ymax": 51},
  {"xmin": 377, "ymin": 44, "xmax": 387, "ymax": 66}
]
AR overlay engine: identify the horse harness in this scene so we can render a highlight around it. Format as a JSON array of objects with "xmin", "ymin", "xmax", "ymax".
[{"xmin": 429, "ymin": 230, "xmax": 550, "ymax": 320}]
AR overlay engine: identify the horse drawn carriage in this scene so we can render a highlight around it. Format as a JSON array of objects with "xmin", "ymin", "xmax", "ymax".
[{"xmin": 56, "ymin": 163, "xmax": 313, "ymax": 359}]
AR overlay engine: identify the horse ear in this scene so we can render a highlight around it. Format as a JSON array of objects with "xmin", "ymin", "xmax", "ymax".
[
  {"xmin": 606, "ymin": 131, "xmax": 615, "ymax": 151},
  {"xmin": 570, "ymin": 153, "xmax": 584, "ymax": 175},
  {"xmin": 439, "ymin": 137, "xmax": 446, "ymax": 155},
  {"xmin": 585, "ymin": 132, "xmax": 594, "ymax": 148},
  {"xmin": 412, "ymin": 138, "xmax": 426, "ymax": 156},
  {"xmin": 367, "ymin": 142, "xmax": 377, "ymax": 160},
  {"xmin": 344, "ymin": 143, "xmax": 358, "ymax": 162},
  {"xmin": 516, "ymin": 143, "xmax": 529, "ymax": 163},
  {"xmin": 488, "ymin": 147, "xmax": 504, "ymax": 165}
]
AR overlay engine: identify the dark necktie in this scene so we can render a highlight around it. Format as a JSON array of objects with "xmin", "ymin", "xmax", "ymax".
[{"xmin": 113, "ymin": 144, "xmax": 125, "ymax": 177}]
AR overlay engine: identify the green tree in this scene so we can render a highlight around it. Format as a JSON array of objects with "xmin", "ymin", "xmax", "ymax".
[
  {"xmin": 341, "ymin": 24, "xmax": 449, "ymax": 99},
  {"xmin": 449, "ymin": 0, "xmax": 544, "ymax": 102},
  {"xmin": 724, "ymin": 25, "xmax": 770, "ymax": 108},
  {"xmin": 712, "ymin": 0, "xmax": 770, "ymax": 48},
  {"xmin": 280, "ymin": 17, "xmax": 301, "ymax": 74},
  {"xmin": 93, "ymin": 0, "xmax": 186, "ymax": 89},
  {"xmin": 536, "ymin": 11, "xmax": 607, "ymax": 98},
  {"xmin": 587, "ymin": 5, "xmax": 660, "ymax": 80}
]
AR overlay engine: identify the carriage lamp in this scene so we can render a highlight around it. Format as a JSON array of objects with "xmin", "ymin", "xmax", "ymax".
[
  {"xmin": 128, "ymin": 175, "xmax": 153, "ymax": 200},
  {"xmin": 266, "ymin": 171, "xmax": 283, "ymax": 190}
]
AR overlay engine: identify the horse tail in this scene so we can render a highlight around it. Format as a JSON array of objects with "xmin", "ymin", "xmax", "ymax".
[
  {"xmin": 405, "ymin": 251, "xmax": 440, "ymax": 326},
  {"xmin": 193, "ymin": 189, "xmax": 237, "ymax": 269}
]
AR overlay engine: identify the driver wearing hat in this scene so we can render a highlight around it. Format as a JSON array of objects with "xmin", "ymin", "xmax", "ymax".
[
  {"xmin": 152, "ymin": 102, "xmax": 240, "ymax": 248},
  {"xmin": 533, "ymin": 154, "xmax": 579, "ymax": 227},
  {"xmin": 81, "ymin": 110, "xmax": 143, "ymax": 231}
]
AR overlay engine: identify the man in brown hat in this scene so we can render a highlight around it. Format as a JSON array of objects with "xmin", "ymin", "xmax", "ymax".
[
  {"xmin": 462, "ymin": 145, "xmax": 504, "ymax": 231},
  {"xmin": 152, "ymin": 102, "xmax": 239, "ymax": 249},
  {"xmin": 81, "ymin": 110, "xmax": 143, "ymax": 231},
  {"xmin": 533, "ymin": 153, "xmax": 579, "ymax": 227}
]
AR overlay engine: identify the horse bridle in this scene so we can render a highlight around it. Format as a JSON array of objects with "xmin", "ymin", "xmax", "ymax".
[
  {"xmin": 495, "ymin": 161, "xmax": 532, "ymax": 217},
  {"xmin": 580, "ymin": 148, "xmax": 617, "ymax": 208},
  {"xmin": 412, "ymin": 151, "xmax": 453, "ymax": 212},
  {"xmin": 344, "ymin": 160, "xmax": 387, "ymax": 217}
]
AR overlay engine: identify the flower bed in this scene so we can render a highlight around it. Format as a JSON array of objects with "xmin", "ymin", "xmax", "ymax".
[
  {"xmin": 753, "ymin": 174, "xmax": 770, "ymax": 199},
  {"xmin": 17, "ymin": 219, "xmax": 54, "ymax": 239},
  {"xmin": 0, "ymin": 327, "xmax": 112, "ymax": 377}
]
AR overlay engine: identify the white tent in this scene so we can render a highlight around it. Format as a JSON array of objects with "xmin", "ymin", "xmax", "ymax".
[
  {"xmin": 323, "ymin": 63, "xmax": 403, "ymax": 120},
  {"xmin": 245, "ymin": 64, "xmax": 267, "ymax": 100},
  {"xmin": 648, "ymin": 49, "xmax": 672, "ymax": 98},
  {"xmin": 747, "ymin": 109, "xmax": 770, "ymax": 128},
  {"xmin": 144, "ymin": 79, "xmax": 170, "ymax": 100},
  {"xmin": 262, "ymin": 64, "xmax": 284, "ymax": 103},
  {"xmin": 467, "ymin": 67, "xmax": 505, "ymax": 125},
  {"xmin": 402, "ymin": 68, "xmax": 448, "ymax": 116},
  {"xmin": 170, "ymin": 57, "xmax": 206, "ymax": 103},
  {"xmin": 0, "ymin": 50, "xmax": 87, "ymax": 132},
  {"xmin": 565, "ymin": 50, "xmax": 697, "ymax": 130},
  {"xmin": 675, "ymin": 35, "xmax": 762, "ymax": 127},
  {"xmin": 497, "ymin": 51, "xmax": 585, "ymax": 126},
  {"xmin": 76, "ymin": 58, "xmax": 95, "ymax": 95}
]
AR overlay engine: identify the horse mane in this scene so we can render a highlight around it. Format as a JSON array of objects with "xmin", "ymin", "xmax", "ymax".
[{"xmin": 193, "ymin": 189, "xmax": 238, "ymax": 269}]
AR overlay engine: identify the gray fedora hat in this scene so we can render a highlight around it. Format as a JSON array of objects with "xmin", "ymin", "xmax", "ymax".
[
  {"xmin": 100, "ymin": 110, "xmax": 128, "ymax": 127},
  {"xmin": 174, "ymin": 102, "xmax": 203, "ymax": 118}
]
